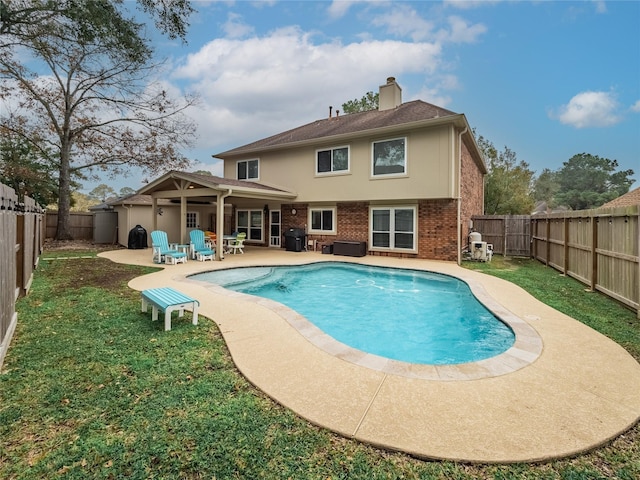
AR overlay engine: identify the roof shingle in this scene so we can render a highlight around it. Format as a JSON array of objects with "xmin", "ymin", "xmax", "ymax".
[
  {"xmin": 601, "ymin": 187, "xmax": 640, "ymax": 208},
  {"xmin": 215, "ymin": 100, "xmax": 458, "ymax": 157}
]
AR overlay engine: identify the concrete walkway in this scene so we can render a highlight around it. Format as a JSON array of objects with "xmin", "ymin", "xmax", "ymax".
[{"xmin": 100, "ymin": 247, "xmax": 640, "ymax": 463}]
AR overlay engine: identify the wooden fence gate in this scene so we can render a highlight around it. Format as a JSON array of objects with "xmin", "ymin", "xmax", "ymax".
[{"xmin": 471, "ymin": 215, "xmax": 531, "ymax": 256}]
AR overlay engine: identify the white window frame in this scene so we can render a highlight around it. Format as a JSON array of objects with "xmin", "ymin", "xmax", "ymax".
[
  {"xmin": 371, "ymin": 137, "xmax": 407, "ymax": 177},
  {"xmin": 315, "ymin": 146, "xmax": 350, "ymax": 175},
  {"xmin": 237, "ymin": 159, "xmax": 260, "ymax": 180},
  {"xmin": 236, "ymin": 209, "xmax": 264, "ymax": 242},
  {"xmin": 369, "ymin": 205, "xmax": 417, "ymax": 252},
  {"xmin": 308, "ymin": 206, "xmax": 336, "ymax": 235}
]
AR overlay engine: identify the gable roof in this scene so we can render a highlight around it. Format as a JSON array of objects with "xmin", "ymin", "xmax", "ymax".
[
  {"xmin": 136, "ymin": 170, "xmax": 296, "ymax": 200},
  {"xmin": 601, "ymin": 187, "xmax": 640, "ymax": 208},
  {"xmin": 214, "ymin": 100, "xmax": 469, "ymax": 157}
]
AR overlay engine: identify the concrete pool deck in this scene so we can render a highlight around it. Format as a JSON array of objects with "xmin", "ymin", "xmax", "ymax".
[{"xmin": 100, "ymin": 247, "xmax": 640, "ymax": 463}]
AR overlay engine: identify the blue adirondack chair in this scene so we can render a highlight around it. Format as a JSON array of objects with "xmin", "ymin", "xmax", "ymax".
[
  {"xmin": 150, "ymin": 230, "xmax": 185, "ymax": 264},
  {"xmin": 189, "ymin": 229, "xmax": 215, "ymax": 261}
]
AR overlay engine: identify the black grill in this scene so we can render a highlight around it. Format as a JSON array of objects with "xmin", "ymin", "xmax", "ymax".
[{"xmin": 284, "ymin": 228, "xmax": 306, "ymax": 252}]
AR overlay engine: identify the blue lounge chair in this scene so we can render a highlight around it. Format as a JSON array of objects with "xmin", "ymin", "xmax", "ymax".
[
  {"xmin": 150, "ymin": 230, "xmax": 187, "ymax": 264},
  {"xmin": 189, "ymin": 229, "xmax": 215, "ymax": 261}
]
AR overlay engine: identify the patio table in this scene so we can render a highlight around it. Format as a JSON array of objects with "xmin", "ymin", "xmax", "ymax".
[{"xmin": 171, "ymin": 243, "xmax": 191, "ymax": 261}]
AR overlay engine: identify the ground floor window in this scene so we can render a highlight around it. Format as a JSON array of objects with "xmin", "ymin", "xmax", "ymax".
[
  {"xmin": 236, "ymin": 209, "xmax": 263, "ymax": 241},
  {"xmin": 308, "ymin": 207, "xmax": 336, "ymax": 234},
  {"xmin": 370, "ymin": 206, "xmax": 416, "ymax": 251}
]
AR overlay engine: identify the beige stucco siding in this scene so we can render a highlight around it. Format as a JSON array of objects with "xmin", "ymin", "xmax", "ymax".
[
  {"xmin": 223, "ymin": 125, "xmax": 457, "ymax": 203},
  {"xmin": 115, "ymin": 205, "xmax": 183, "ymax": 247}
]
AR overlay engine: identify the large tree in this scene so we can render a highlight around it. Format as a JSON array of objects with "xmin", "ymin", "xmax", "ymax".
[
  {"xmin": 476, "ymin": 134, "xmax": 535, "ymax": 215},
  {"xmin": 0, "ymin": 0, "xmax": 197, "ymax": 239},
  {"xmin": 0, "ymin": 125, "xmax": 57, "ymax": 205},
  {"xmin": 88, "ymin": 184, "xmax": 116, "ymax": 203},
  {"xmin": 342, "ymin": 91, "xmax": 379, "ymax": 114},
  {"xmin": 554, "ymin": 153, "xmax": 635, "ymax": 210},
  {"xmin": 1, "ymin": 0, "xmax": 193, "ymax": 43}
]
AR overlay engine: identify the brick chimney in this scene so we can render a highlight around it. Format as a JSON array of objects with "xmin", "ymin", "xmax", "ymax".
[{"xmin": 379, "ymin": 77, "xmax": 402, "ymax": 111}]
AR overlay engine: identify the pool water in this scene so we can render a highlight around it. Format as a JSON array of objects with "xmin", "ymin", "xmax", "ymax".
[{"xmin": 192, "ymin": 262, "xmax": 515, "ymax": 365}]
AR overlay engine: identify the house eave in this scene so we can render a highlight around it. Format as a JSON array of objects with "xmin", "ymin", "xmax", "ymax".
[{"xmin": 213, "ymin": 114, "xmax": 471, "ymax": 160}]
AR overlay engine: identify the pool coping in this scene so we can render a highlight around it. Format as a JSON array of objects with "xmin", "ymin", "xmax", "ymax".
[
  {"xmin": 100, "ymin": 248, "xmax": 640, "ymax": 464},
  {"xmin": 184, "ymin": 262, "xmax": 543, "ymax": 381}
]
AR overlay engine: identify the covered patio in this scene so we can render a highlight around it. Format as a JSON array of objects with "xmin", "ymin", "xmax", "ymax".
[{"xmin": 137, "ymin": 170, "xmax": 297, "ymax": 261}]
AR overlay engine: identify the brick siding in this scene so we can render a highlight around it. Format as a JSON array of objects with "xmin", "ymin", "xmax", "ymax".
[
  {"xmin": 459, "ymin": 141, "xmax": 485, "ymax": 247},
  {"xmin": 282, "ymin": 200, "xmax": 459, "ymax": 261}
]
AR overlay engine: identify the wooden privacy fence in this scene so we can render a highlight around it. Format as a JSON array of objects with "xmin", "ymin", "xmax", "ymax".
[
  {"xmin": 45, "ymin": 211, "xmax": 93, "ymax": 239},
  {"xmin": 1, "ymin": 183, "xmax": 45, "ymax": 368},
  {"xmin": 532, "ymin": 206, "xmax": 639, "ymax": 317},
  {"xmin": 471, "ymin": 215, "xmax": 531, "ymax": 256},
  {"xmin": 473, "ymin": 209, "xmax": 639, "ymax": 317}
]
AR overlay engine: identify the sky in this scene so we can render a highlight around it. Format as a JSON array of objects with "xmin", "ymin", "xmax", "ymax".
[{"xmin": 91, "ymin": 0, "xmax": 639, "ymax": 193}]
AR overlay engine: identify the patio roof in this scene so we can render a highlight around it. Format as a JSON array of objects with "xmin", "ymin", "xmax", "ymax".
[
  {"xmin": 136, "ymin": 170, "xmax": 297, "ymax": 202},
  {"xmin": 136, "ymin": 170, "xmax": 297, "ymax": 260}
]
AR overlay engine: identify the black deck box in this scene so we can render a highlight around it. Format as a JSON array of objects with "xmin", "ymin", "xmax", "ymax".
[
  {"xmin": 322, "ymin": 244, "xmax": 333, "ymax": 254},
  {"xmin": 333, "ymin": 241, "xmax": 367, "ymax": 257}
]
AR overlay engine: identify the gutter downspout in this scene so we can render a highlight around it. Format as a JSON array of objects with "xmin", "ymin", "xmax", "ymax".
[
  {"xmin": 216, "ymin": 189, "xmax": 232, "ymax": 260},
  {"xmin": 457, "ymin": 126, "xmax": 468, "ymax": 266}
]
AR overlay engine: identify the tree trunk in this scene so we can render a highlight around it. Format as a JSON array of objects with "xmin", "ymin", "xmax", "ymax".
[{"xmin": 55, "ymin": 142, "xmax": 73, "ymax": 240}]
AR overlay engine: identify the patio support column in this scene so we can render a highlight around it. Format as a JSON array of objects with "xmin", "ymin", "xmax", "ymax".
[
  {"xmin": 180, "ymin": 196, "xmax": 187, "ymax": 244},
  {"xmin": 216, "ymin": 189, "xmax": 232, "ymax": 261},
  {"xmin": 151, "ymin": 197, "xmax": 158, "ymax": 231}
]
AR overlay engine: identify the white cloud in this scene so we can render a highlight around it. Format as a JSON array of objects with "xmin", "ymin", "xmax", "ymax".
[
  {"xmin": 554, "ymin": 91, "xmax": 622, "ymax": 128},
  {"xmin": 371, "ymin": 5, "xmax": 435, "ymax": 42},
  {"xmin": 222, "ymin": 12, "xmax": 255, "ymax": 39},
  {"xmin": 593, "ymin": 1, "xmax": 607, "ymax": 14},
  {"xmin": 443, "ymin": 15, "xmax": 487, "ymax": 43},
  {"xmin": 328, "ymin": 0, "xmax": 357, "ymax": 19},
  {"xmin": 173, "ymin": 27, "xmax": 444, "ymax": 153},
  {"xmin": 371, "ymin": 6, "xmax": 486, "ymax": 44},
  {"xmin": 444, "ymin": 0, "xmax": 502, "ymax": 10},
  {"xmin": 631, "ymin": 100, "xmax": 640, "ymax": 113}
]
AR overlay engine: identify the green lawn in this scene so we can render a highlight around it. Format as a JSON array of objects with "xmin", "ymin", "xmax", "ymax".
[{"xmin": 1, "ymin": 252, "xmax": 638, "ymax": 479}]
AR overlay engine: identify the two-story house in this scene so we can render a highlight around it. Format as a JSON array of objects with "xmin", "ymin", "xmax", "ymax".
[{"xmin": 135, "ymin": 77, "xmax": 486, "ymax": 263}]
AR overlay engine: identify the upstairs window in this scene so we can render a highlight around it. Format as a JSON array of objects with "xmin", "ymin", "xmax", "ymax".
[
  {"xmin": 316, "ymin": 147, "xmax": 349, "ymax": 174},
  {"xmin": 237, "ymin": 159, "xmax": 259, "ymax": 180},
  {"xmin": 372, "ymin": 137, "xmax": 406, "ymax": 176}
]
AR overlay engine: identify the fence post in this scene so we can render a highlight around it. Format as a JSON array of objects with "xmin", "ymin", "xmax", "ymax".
[
  {"xmin": 503, "ymin": 217, "xmax": 508, "ymax": 257},
  {"xmin": 590, "ymin": 214, "xmax": 597, "ymax": 292},
  {"xmin": 16, "ymin": 210, "xmax": 24, "ymax": 297},
  {"xmin": 545, "ymin": 218, "xmax": 551, "ymax": 266},
  {"xmin": 563, "ymin": 217, "xmax": 569, "ymax": 275}
]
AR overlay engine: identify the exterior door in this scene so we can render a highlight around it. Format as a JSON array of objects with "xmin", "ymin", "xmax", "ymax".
[
  {"xmin": 186, "ymin": 211, "xmax": 200, "ymax": 232},
  {"xmin": 270, "ymin": 210, "xmax": 281, "ymax": 247}
]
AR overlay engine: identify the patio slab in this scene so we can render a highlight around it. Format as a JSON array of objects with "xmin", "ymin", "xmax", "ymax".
[{"xmin": 100, "ymin": 247, "xmax": 640, "ymax": 463}]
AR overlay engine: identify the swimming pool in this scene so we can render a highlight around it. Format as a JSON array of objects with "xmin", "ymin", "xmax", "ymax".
[{"xmin": 191, "ymin": 262, "xmax": 515, "ymax": 365}]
